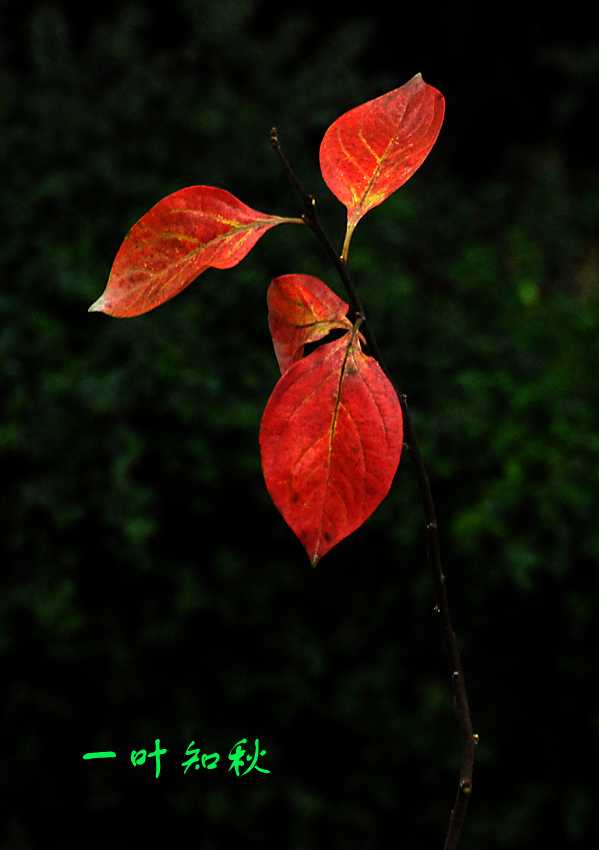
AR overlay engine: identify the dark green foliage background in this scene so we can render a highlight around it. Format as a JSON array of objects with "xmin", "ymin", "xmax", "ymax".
[{"xmin": 1, "ymin": 2, "xmax": 598, "ymax": 848}]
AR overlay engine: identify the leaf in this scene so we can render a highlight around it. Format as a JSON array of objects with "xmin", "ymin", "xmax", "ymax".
[
  {"xmin": 260, "ymin": 320, "xmax": 403, "ymax": 566},
  {"xmin": 267, "ymin": 274, "xmax": 352, "ymax": 374},
  {"xmin": 319, "ymin": 73, "xmax": 445, "ymax": 257},
  {"xmin": 89, "ymin": 186, "xmax": 299, "ymax": 317}
]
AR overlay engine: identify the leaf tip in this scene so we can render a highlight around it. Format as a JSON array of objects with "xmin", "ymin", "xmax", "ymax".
[
  {"xmin": 409, "ymin": 71, "xmax": 426, "ymax": 88},
  {"xmin": 88, "ymin": 293, "xmax": 116, "ymax": 315},
  {"xmin": 88, "ymin": 298, "xmax": 105, "ymax": 314}
]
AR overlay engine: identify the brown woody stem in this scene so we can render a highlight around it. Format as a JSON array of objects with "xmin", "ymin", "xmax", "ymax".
[{"xmin": 271, "ymin": 128, "xmax": 476, "ymax": 850}]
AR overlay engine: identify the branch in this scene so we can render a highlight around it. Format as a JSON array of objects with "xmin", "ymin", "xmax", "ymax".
[
  {"xmin": 271, "ymin": 129, "xmax": 477, "ymax": 850},
  {"xmin": 400, "ymin": 393, "xmax": 477, "ymax": 850},
  {"xmin": 271, "ymin": 129, "xmax": 385, "ymax": 364}
]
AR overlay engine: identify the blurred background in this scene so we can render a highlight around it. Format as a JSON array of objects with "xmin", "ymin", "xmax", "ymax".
[{"xmin": 1, "ymin": 1, "xmax": 598, "ymax": 847}]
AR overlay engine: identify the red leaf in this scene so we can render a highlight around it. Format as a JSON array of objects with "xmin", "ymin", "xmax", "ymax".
[
  {"xmin": 319, "ymin": 73, "xmax": 445, "ymax": 257},
  {"xmin": 267, "ymin": 274, "xmax": 352, "ymax": 374},
  {"xmin": 260, "ymin": 325, "xmax": 403, "ymax": 566},
  {"xmin": 89, "ymin": 186, "xmax": 298, "ymax": 317}
]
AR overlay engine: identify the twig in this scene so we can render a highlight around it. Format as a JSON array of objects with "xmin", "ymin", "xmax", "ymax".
[
  {"xmin": 270, "ymin": 130, "xmax": 368, "ymax": 336},
  {"xmin": 400, "ymin": 393, "xmax": 476, "ymax": 850},
  {"xmin": 271, "ymin": 128, "xmax": 477, "ymax": 849}
]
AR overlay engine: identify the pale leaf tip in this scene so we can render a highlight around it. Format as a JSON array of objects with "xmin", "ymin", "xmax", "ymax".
[{"xmin": 88, "ymin": 297, "xmax": 107, "ymax": 314}]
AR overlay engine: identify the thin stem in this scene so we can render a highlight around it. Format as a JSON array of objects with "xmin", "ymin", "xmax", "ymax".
[
  {"xmin": 271, "ymin": 129, "xmax": 383, "ymax": 364},
  {"xmin": 400, "ymin": 394, "xmax": 476, "ymax": 850},
  {"xmin": 271, "ymin": 129, "xmax": 477, "ymax": 850}
]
